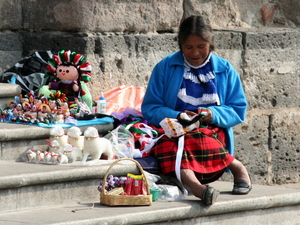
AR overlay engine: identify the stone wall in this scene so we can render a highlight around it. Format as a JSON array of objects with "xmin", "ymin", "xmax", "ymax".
[{"xmin": 1, "ymin": 0, "xmax": 300, "ymax": 185}]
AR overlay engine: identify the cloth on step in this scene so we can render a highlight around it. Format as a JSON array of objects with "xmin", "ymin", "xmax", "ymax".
[
  {"xmin": 37, "ymin": 117, "xmax": 114, "ymax": 128},
  {"xmin": 3, "ymin": 117, "xmax": 114, "ymax": 128}
]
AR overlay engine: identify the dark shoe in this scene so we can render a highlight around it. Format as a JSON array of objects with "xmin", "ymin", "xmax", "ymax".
[
  {"xmin": 232, "ymin": 179, "xmax": 252, "ymax": 195},
  {"xmin": 202, "ymin": 186, "xmax": 219, "ymax": 205}
]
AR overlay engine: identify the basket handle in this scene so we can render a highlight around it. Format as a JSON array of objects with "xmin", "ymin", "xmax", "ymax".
[{"xmin": 102, "ymin": 158, "xmax": 151, "ymax": 195}]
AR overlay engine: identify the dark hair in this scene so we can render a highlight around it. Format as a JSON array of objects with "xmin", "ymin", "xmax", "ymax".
[{"xmin": 178, "ymin": 15, "xmax": 214, "ymax": 51}]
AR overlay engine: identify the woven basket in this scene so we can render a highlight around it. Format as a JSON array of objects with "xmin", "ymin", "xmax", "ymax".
[{"xmin": 100, "ymin": 158, "xmax": 152, "ymax": 206}]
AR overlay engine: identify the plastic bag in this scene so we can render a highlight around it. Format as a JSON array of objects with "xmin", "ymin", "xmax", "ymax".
[
  {"xmin": 104, "ymin": 125, "xmax": 135, "ymax": 158},
  {"xmin": 111, "ymin": 106, "xmax": 143, "ymax": 121},
  {"xmin": 159, "ymin": 118, "xmax": 187, "ymax": 138},
  {"xmin": 156, "ymin": 184, "xmax": 183, "ymax": 201},
  {"xmin": 1, "ymin": 51, "xmax": 57, "ymax": 95},
  {"xmin": 144, "ymin": 171, "xmax": 184, "ymax": 202}
]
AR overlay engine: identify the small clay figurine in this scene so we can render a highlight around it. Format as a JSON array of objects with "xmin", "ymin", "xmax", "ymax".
[
  {"xmin": 48, "ymin": 125, "xmax": 68, "ymax": 151},
  {"xmin": 43, "ymin": 151, "xmax": 51, "ymax": 163},
  {"xmin": 39, "ymin": 103, "xmax": 51, "ymax": 118},
  {"xmin": 51, "ymin": 152, "xmax": 59, "ymax": 164},
  {"xmin": 61, "ymin": 102, "xmax": 70, "ymax": 117},
  {"xmin": 48, "ymin": 99, "xmax": 57, "ymax": 113},
  {"xmin": 55, "ymin": 107, "xmax": 64, "ymax": 123},
  {"xmin": 34, "ymin": 97, "xmax": 43, "ymax": 108},
  {"xmin": 26, "ymin": 149, "xmax": 36, "ymax": 163},
  {"xmin": 35, "ymin": 150, "xmax": 45, "ymax": 163},
  {"xmin": 57, "ymin": 152, "xmax": 68, "ymax": 164},
  {"xmin": 63, "ymin": 143, "xmax": 82, "ymax": 163},
  {"xmin": 12, "ymin": 103, "xmax": 23, "ymax": 117},
  {"xmin": 67, "ymin": 126, "xmax": 84, "ymax": 151},
  {"xmin": 82, "ymin": 127, "xmax": 114, "ymax": 162}
]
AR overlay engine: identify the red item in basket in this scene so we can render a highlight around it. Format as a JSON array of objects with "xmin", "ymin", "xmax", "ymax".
[
  {"xmin": 124, "ymin": 176, "xmax": 134, "ymax": 195},
  {"xmin": 141, "ymin": 180, "xmax": 148, "ymax": 195},
  {"xmin": 132, "ymin": 179, "xmax": 143, "ymax": 195}
]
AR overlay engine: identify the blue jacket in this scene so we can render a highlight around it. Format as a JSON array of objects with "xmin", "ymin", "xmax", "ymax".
[{"xmin": 141, "ymin": 51, "xmax": 248, "ymax": 155}]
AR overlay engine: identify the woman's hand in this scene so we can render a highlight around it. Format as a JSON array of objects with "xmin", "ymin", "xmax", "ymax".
[
  {"xmin": 181, "ymin": 108, "xmax": 213, "ymax": 126},
  {"xmin": 183, "ymin": 110, "xmax": 197, "ymax": 117},
  {"xmin": 202, "ymin": 108, "xmax": 213, "ymax": 124}
]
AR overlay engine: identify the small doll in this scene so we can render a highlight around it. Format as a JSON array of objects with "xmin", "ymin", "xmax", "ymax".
[
  {"xmin": 33, "ymin": 97, "xmax": 43, "ymax": 108},
  {"xmin": 12, "ymin": 103, "xmax": 23, "ymax": 117},
  {"xmin": 7, "ymin": 100, "xmax": 16, "ymax": 109},
  {"xmin": 55, "ymin": 107, "xmax": 64, "ymax": 123},
  {"xmin": 20, "ymin": 96, "xmax": 29, "ymax": 104},
  {"xmin": 48, "ymin": 99, "xmax": 57, "ymax": 113},
  {"xmin": 22, "ymin": 102, "xmax": 32, "ymax": 115},
  {"xmin": 24, "ymin": 104, "xmax": 38, "ymax": 119},
  {"xmin": 61, "ymin": 102, "xmax": 70, "ymax": 117},
  {"xmin": 38, "ymin": 103, "xmax": 51, "ymax": 118}
]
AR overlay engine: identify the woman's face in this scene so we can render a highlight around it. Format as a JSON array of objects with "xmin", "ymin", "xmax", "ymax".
[{"xmin": 181, "ymin": 35, "xmax": 210, "ymax": 66}]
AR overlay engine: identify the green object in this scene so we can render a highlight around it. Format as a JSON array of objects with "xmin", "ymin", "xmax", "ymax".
[
  {"xmin": 150, "ymin": 189, "xmax": 160, "ymax": 201},
  {"xmin": 39, "ymin": 82, "xmax": 93, "ymax": 110}
]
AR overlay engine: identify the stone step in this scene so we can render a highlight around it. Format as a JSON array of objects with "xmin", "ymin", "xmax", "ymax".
[
  {"xmin": 0, "ymin": 83, "xmax": 21, "ymax": 109},
  {"xmin": 0, "ymin": 161, "xmax": 299, "ymax": 225},
  {"xmin": 0, "ymin": 84, "xmax": 299, "ymax": 224},
  {"xmin": 0, "ymin": 160, "xmax": 139, "ymax": 213},
  {"xmin": 0, "ymin": 122, "xmax": 114, "ymax": 161}
]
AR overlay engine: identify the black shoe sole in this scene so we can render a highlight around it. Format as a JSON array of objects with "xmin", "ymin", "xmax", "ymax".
[
  {"xmin": 202, "ymin": 186, "xmax": 219, "ymax": 205},
  {"xmin": 232, "ymin": 179, "xmax": 252, "ymax": 195}
]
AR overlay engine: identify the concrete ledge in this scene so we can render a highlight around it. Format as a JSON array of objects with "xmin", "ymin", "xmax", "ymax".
[
  {"xmin": 0, "ymin": 83, "xmax": 21, "ymax": 97},
  {"xmin": 0, "ymin": 122, "xmax": 114, "ymax": 142},
  {"xmin": 0, "ymin": 180, "xmax": 299, "ymax": 224},
  {"xmin": 0, "ymin": 83, "xmax": 22, "ymax": 109},
  {"xmin": 0, "ymin": 122, "xmax": 114, "ymax": 161},
  {"xmin": 0, "ymin": 160, "xmax": 141, "ymax": 212},
  {"xmin": 0, "ymin": 160, "xmax": 139, "ymax": 190}
]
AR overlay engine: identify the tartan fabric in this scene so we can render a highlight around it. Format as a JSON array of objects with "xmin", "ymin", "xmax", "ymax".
[{"xmin": 151, "ymin": 126, "xmax": 234, "ymax": 183}]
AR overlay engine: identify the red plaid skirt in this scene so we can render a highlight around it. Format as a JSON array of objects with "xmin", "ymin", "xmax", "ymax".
[{"xmin": 151, "ymin": 126, "xmax": 234, "ymax": 184}]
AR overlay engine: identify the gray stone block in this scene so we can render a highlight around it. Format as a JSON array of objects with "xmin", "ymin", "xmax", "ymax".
[
  {"xmin": 0, "ymin": 33, "xmax": 22, "ymax": 74},
  {"xmin": 268, "ymin": 109, "xmax": 300, "ymax": 184},
  {"xmin": 233, "ymin": 113, "xmax": 270, "ymax": 184},
  {"xmin": 279, "ymin": 0, "xmax": 300, "ymax": 26},
  {"xmin": 244, "ymin": 29, "xmax": 300, "ymax": 50},
  {"xmin": 21, "ymin": 32, "xmax": 90, "ymax": 56},
  {"xmin": 0, "ymin": 33, "xmax": 22, "ymax": 51},
  {"xmin": 0, "ymin": 50, "xmax": 22, "ymax": 76},
  {"xmin": 214, "ymin": 31, "xmax": 243, "ymax": 50},
  {"xmin": 21, "ymin": 0, "xmax": 183, "ymax": 32},
  {"xmin": 241, "ymin": 29, "xmax": 300, "ymax": 113},
  {"xmin": 0, "ymin": 0, "xmax": 22, "ymax": 30},
  {"xmin": 85, "ymin": 33, "xmax": 178, "ymax": 97},
  {"xmin": 244, "ymin": 72, "xmax": 300, "ymax": 109}
]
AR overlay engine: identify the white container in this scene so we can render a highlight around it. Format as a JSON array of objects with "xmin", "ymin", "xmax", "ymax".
[{"xmin": 97, "ymin": 92, "xmax": 107, "ymax": 114}]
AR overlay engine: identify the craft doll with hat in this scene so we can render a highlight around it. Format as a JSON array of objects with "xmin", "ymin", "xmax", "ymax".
[{"xmin": 39, "ymin": 50, "xmax": 93, "ymax": 110}]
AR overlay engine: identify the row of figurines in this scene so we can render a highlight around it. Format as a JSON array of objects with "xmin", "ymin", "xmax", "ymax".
[
  {"xmin": 26, "ymin": 125, "xmax": 115, "ymax": 164},
  {"xmin": 3, "ymin": 94, "xmax": 91, "ymax": 125}
]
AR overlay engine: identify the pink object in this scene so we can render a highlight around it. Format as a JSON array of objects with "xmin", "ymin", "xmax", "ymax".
[{"xmin": 93, "ymin": 85, "xmax": 145, "ymax": 115}]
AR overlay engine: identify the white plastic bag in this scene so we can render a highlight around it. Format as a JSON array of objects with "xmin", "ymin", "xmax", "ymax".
[
  {"xmin": 157, "ymin": 184, "xmax": 184, "ymax": 202},
  {"xmin": 104, "ymin": 125, "xmax": 135, "ymax": 158}
]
